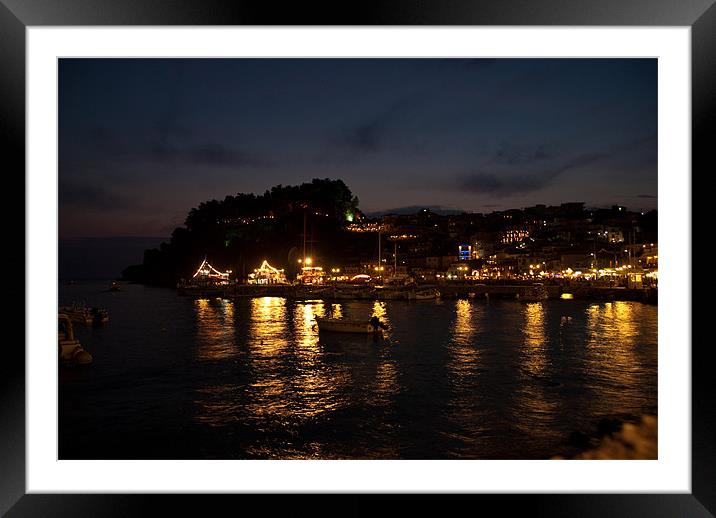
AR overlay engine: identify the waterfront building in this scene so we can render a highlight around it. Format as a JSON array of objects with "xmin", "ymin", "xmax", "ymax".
[
  {"xmin": 191, "ymin": 259, "xmax": 228, "ymax": 281},
  {"xmin": 297, "ymin": 266, "xmax": 325, "ymax": 284},
  {"xmin": 247, "ymin": 260, "xmax": 287, "ymax": 285},
  {"xmin": 176, "ymin": 258, "xmax": 232, "ymax": 292}
]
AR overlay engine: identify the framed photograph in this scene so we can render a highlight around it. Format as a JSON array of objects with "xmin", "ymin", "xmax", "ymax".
[{"xmin": 4, "ymin": 0, "xmax": 710, "ymax": 515}]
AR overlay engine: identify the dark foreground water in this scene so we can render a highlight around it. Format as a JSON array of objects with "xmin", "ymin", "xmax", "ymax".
[{"xmin": 59, "ymin": 281, "xmax": 657, "ymax": 459}]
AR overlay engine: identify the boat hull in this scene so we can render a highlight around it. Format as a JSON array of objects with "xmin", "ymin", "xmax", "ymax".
[
  {"xmin": 59, "ymin": 305, "xmax": 109, "ymax": 325},
  {"xmin": 315, "ymin": 318, "xmax": 382, "ymax": 334}
]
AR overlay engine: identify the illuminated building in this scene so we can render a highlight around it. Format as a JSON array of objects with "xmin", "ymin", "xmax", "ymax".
[
  {"xmin": 247, "ymin": 260, "xmax": 287, "ymax": 284},
  {"xmin": 297, "ymin": 266, "xmax": 325, "ymax": 285},
  {"xmin": 176, "ymin": 258, "xmax": 232, "ymax": 293},
  {"xmin": 501, "ymin": 229, "xmax": 530, "ymax": 244}
]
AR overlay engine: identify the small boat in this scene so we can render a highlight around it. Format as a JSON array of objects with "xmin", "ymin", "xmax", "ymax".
[
  {"xmin": 408, "ymin": 288, "xmax": 440, "ymax": 300},
  {"xmin": 110, "ymin": 280, "xmax": 121, "ymax": 291},
  {"xmin": 315, "ymin": 316, "xmax": 388, "ymax": 334},
  {"xmin": 58, "ymin": 313, "xmax": 92, "ymax": 365},
  {"xmin": 59, "ymin": 302, "xmax": 109, "ymax": 325},
  {"xmin": 374, "ymin": 286, "xmax": 408, "ymax": 300},
  {"xmin": 518, "ymin": 286, "xmax": 549, "ymax": 302}
]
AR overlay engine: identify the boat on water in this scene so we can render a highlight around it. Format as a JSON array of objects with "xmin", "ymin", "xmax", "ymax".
[
  {"xmin": 517, "ymin": 286, "xmax": 549, "ymax": 302},
  {"xmin": 110, "ymin": 280, "xmax": 121, "ymax": 291},
  {"xmin": 58, "ymin": 313, "xmax": 92, "ymax": 366},
  {"xmin": 407, "ymin": 288, "xmax": 440, "ymax": 300},
  {"xmin": 329, "ymin": 285, "xmax": 375, "ymax": 300},
  {"xmin": 315, "ymin": 316, "xmax": 388, "ymax": 334},
  {"xmin": 177, "ymin": 283, "xmax": 227, "ymax": 297},
  {"xmin": 59, "ymin": 302, "xmax": 109, "ymax": 326},
  {"xmin": 374, "ymin": 286, "xmax": 409, "ymax": 300},
  {"xmin": 294, "ymin": 285, "xmax": 332, "ymax": 299}
]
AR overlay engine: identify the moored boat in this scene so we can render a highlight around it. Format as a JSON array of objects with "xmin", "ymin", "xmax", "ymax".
[
  {"xmin": 59, "ymin": 302, "xmax": 109, "ymax": 325},
  {"xmin": 315, "ymin": 316, "xmax": 387, "ymax": 334},
  {"xmin": 517, "ymin": 286, "xmax": 549, "ymax": 302},
  {"xmin": 407, "ymin": 287, "xmax": 440, "ymax": 300},
  {"xmin": 374, "ymin": 286, "xmax": 408, "ymax": 300},
  {"xmin": 58, "ymin": 313, "xmax": 93, "ymax": 365}
]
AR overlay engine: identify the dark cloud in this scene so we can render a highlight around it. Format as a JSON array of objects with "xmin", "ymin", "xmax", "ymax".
[
  {"xmin": 59, "ymin": 179, "xmax": 133, "ymax": 210},
  {"xmin": 492, "ymin": 143, "xmax": 556, "ymax": 165},
  {"xmin": 460, "ymin": 152, "xmax": 605, "ymax": 197},
  {"xmin": 149, "ymin": 142, "xmax": 273, "ymax": 168},
  {"xmin": 337, "ymin": 119, "xmax": 384, "ymax": 153},
  {"xmin": 78, "ymin": 118, "xmax": 271, "ymax": 169},
  {"xmin": 331, "ymin": 96, "xmax": 421, "ymax": 156},
  {"xmin": 458, "ymin": 133, "xmax": 656, "ymax": 198}
]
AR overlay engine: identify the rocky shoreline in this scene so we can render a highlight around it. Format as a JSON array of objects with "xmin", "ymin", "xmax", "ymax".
[{"xmin": 554, "ymin": 415, "xmax": 657, "ymax": 460}]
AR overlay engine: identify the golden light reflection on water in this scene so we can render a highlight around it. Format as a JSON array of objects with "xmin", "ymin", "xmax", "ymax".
[
  {"xmin": 444, "ymin": 300, "xmax": 487, "ymax": 449},
  {"xmin": 513, "ymin": 302, "xmax": 558, "ymax": 433},
  {"xmin": 446, "ymin": 300, "xmax": 481, "ymax": 387},
  {"xmin": 371, "ymin": 301, "xmax": 390, "ymax": 327},
  {"xmin": 453, "ymin": 299, "xmax": 474, "ymax": 345},
  {"xmin": 329, "ymin": 303, "xmax": 343, "ymax": 319},
  {"xmin": 243, "ymin": 297, "xmax": 292, "ymax": 419},
  {"xmin": 371, "ymin": 301, "xmax": 398, "ymax": 409},
  {"xmin": 523, "ymin": 303, "xmax": 547, "ymax": 378},
  {"xmin": 585, "ymin": 301, "xmax": 640, "ymax": 391},
  {"xmin": 194, "ymin": 298, "xmax": 238, "ymax": 361},
  {"xmin": 290, "ymin": 301, "xmax": 348, "ymax": 419},
  {"xmin": 187, "ymin": 297, "xmax": 655, "ymax": 457}
]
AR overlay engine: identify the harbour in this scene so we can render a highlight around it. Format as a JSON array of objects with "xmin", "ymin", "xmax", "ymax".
[
  {"xmin": 59, "ymin": 280, "xmax": 657, "ymax": 460},
  {"xmin": 55, "ymin": 58, "xmax": 662, "ymax": 465},
  {"xmin": 176, "ymin": 279, "xmax": 657, "ymax": 304}
]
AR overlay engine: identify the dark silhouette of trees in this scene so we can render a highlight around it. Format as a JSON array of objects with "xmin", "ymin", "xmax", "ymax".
[{"xmin": 122, "ymin": 178, "xmax": 362, "ymax": 286}]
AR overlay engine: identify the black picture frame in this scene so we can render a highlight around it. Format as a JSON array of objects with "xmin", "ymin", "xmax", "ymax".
[{"xmin": 3, "ymin": 0, "xmax": 711, "ymax": 515}]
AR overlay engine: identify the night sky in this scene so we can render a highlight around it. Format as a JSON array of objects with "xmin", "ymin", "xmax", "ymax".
[{"xmin": 59, "ymin": 58, "xmax": 657, "ymax": 239}]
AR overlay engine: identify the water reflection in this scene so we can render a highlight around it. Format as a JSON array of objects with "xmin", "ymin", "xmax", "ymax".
[
  {"xmin": 194, "ymin": 298, "xmax": 237, "ymax": 361},
  {"xmin": 371, "ymin": 300, "xmax": 390, "ymax": 327},
  {"xmin": 291, "ymin": 301, "xmax": 347, "ymax": 419},
  {"xmin": 585, "ymin": 301, "xmax": 640, "ymax": 401},
  {"xmin": 187, "ymin": 296, "xmax": 655, "ymax": 458},
  {"xmin": 513, "ymin": 302, "xmax": 559, "ymax": 435},
  {"xmin": 193, "ymin": 297, "xmax": 242, "ymax": 428},
  {"xmin": 522, "ymin": 303, "xmax": 548, "ymax": 378},
  {"xmin": 444, "ymin": 300, "xmax": 487, "ymax": 454},
  {"xmin": 244, "ymin": 297, "xmax": 292, "ymax": 420},
  {"xmin": 448, "ymin": 300, "xmax": 480, "ymax": 377},
  {"xmin": 328, "ymin": 303, "xmax": 343, "ymax": 319}
]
